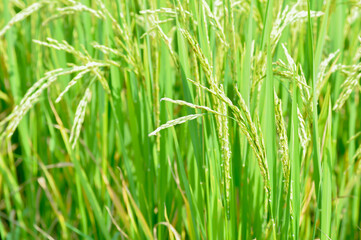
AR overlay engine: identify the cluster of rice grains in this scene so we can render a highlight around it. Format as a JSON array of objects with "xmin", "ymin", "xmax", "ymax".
[{"xmin": 0, "ymin": 0, "xmax": 361, "ymax": 239}]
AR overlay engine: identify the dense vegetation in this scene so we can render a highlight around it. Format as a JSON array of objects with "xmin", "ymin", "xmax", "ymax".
[{"xmin": 0, "ymin": 0, "xmax": 361, "ymax": 239}]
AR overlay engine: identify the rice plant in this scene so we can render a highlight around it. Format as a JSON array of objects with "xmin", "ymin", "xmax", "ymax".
[{"xmin": 0, "ymin": 0, "xmax": 360, "ymax": 239}]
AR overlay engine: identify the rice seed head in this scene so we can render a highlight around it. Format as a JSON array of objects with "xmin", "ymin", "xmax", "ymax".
[
  {"xmin": 274, "ymin": 93, "xmax": 290, "ymax": 192},
  {"xmin": 34, "ymin": 38, "xmax": 111, "ymax": 94},
  {"xmin": 271, "ymin": 2, "xmax": 323, "ymax": 52},
  {"xmin": 220, "ymin": 101, "xmax": 232, "ymax": 220},
  {"xmin": 234, "ymin": 87, "xmax": 270, "ymax": 204},
  {"xmin": 57, "ymin": 1, "xmax": 105, "ymax": 19},
  {"xmin": 0, "ymin": 1, "xmax": 49, "ymax": 38},
  {"xmin": 333, "ymin": 41, "xmax": 361, "ymax": 110},
  {"xmin": 0, "ymin": 64, "xmax": 102, "ymax": 142},
  {"xmin": 297, "ymin": 108, "xmax": 310, "ymax": 155},
  {"xmin": 160, "ymin": 98, "xmax": 221, "ymax": 116},
  {"xmin": 333, "ymin": 72, "xmax": 361, "ymax": 110},
  {"xmin": 201, "ymin": 0, "xmax": 228, "ymax": 47},
  {"xmin": 69, "ymin": 88, "xmax": 92, "ymax": 149},
  {"xmin": 148, "ymin": 114, "xmax": 205, "ymax": 137},
  {"xmin": 55, "ymin": 69, "xmax": 91, "ymax": 103},
  {"xmin": 316, "ymin": 50, "xmax": 340, "ymax": 97},
  {"xmin": 180, "ymin": 28, "xmax": 214, "ymax": 84}
]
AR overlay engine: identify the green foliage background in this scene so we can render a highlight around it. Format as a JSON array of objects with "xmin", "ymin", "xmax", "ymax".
[{"xmin": 0, "ymin": 0, "xmax": 360, "ymax": 239}]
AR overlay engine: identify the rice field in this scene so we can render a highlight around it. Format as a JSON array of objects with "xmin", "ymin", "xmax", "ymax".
[{"xmin": 0, "ymin": 0, "xmax": 361, "ymax": 239}]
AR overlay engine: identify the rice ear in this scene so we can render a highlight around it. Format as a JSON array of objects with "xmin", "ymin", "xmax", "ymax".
[
  {"xmin": 148, "ymin": 114, "xmax": 205, "ymax": 137},
  {"xmin": 69, "ymin": 88, "xmax": 92, "ymax": 149},
  {"xmin": 0, "ymin": 65, "xmax": 98, "ymax": 141},
  {"xmin": 0, "ymin": 1, "xmax": 49, "ymax": 38}
]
